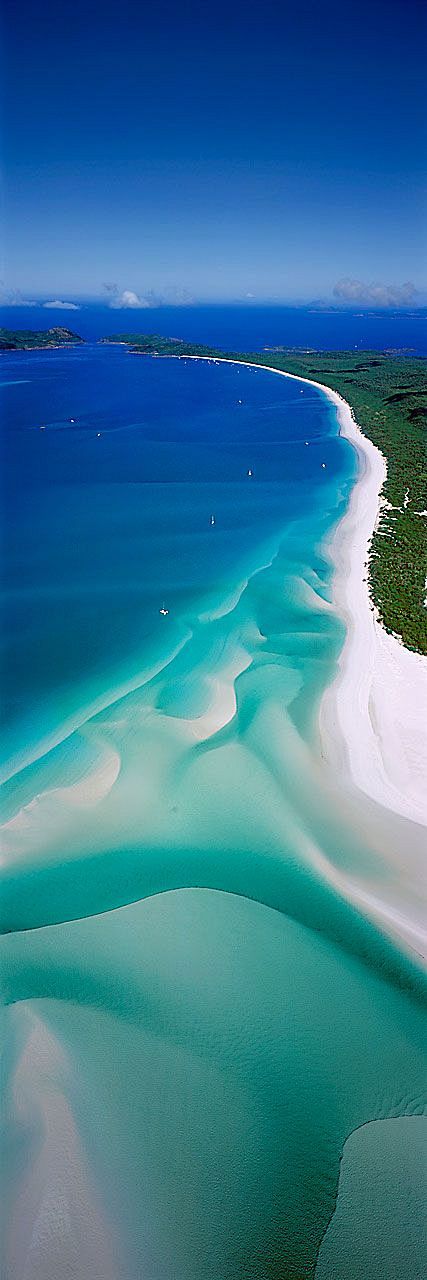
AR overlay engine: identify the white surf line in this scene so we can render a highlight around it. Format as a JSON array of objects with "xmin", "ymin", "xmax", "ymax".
[{"xmin": 184, "ymin": 354, "xmax": 427, "ymax": 828}]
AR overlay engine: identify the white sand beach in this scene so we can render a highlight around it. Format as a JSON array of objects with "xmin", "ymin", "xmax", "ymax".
[
  {"xmin": 181, "ymin": 356, "xmax": 427, "ymax": 959},
  {"xmin": 3, "ymin": 353, "xmax": 425, "ymax": 966},
  {"xmin": 316, "ymin": 388, "xmax": 427, "ymax": 828},
  {"xmin": 188, "ymin": 356, "xmax": 427, "ymax": 829}
]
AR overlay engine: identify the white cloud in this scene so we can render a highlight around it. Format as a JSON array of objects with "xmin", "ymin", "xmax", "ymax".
[
  {"xmin": 106, "ymin": 286, "xmax": 151, "ymax": 310},
  {"xmin": 42, "ymin": 299, "xmax": 80, "ymax": 310},
  {"xmin": 0, "ymin": 287, "xmax": 81, "ymax": 309},
  {"xmin": 102, "ymin": 283, "xmax": 195, "ymax": 309},
  {"xmin": 333, "ymin": 278, "xmax": 418, "ymax": 308}
]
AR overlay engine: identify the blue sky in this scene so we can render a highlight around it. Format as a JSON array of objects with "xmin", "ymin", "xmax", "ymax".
[{"xmin": 1, "ymin": 0, "xmax": 426, "ymax": 305}]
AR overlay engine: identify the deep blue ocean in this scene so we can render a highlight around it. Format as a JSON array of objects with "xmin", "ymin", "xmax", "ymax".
[
  {"xmin": 1, "ymin": 306, "xmax": 426, "ymax": 1280},
  {"xmin": 1, "ymin": 336, "xmax": 352, "ymax": 775},
  {"xmin": 2, "ymin": 303, "xmax": 424, "ymax": 776},
  {"xmin": 1, "ymin": 301, "xmax": 427, "ymax": 352}
]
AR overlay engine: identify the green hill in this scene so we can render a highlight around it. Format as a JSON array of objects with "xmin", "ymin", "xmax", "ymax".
[{"xmin": 0, "ymin": 326, "xmax": 84, "ymax": 350}]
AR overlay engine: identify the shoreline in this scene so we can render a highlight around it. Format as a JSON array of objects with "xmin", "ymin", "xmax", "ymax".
[{"xmin": 184, "ymin": 355, "xmax": 427, "ymax": 828}]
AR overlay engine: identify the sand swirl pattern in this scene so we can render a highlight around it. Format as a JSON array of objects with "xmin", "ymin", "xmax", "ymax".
[{"xmin": 1, "ymin": 346, "xmax": 426, "ymax": 1279}]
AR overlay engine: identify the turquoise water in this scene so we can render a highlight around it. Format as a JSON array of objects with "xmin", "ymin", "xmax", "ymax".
[{"xmin": 1, "ymin": 346, "xmax": 426, "ymax": 1278}]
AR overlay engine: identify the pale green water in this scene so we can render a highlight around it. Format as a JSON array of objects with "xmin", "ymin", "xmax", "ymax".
[
  {"xmin": 1, "ymin": 349, "xmax": 426, "ymax": 1278},
  {"xmin": 316, "ymin": 1117, "xmax": 427, "ymax": 1278}
]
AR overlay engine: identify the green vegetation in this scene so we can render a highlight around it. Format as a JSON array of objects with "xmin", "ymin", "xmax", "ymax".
[
  {"xmin": 3, "ymin": 325, "xmax": 425, "ymax": 650},
  {"xmin": 252, "ymin": 349, "xmax": 427, "ymax": 655},
  {"xmin": 100, "ymin": 333, "xmax": 219, "ymax": 357},
  {"xmin": 0, "ymin": 326, "xmax": 84, "ymax": 350},
  {"xmin": 106, "ymin": 335, "xmax": 427, "ymax": 654}
]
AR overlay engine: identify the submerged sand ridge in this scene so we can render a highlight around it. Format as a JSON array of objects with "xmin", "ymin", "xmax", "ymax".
[
  {"xmin": 1, "ymin": 352, "xmax": 426, "ymax": 1280},
  {"xmin": 2, "ymin": 519, "xmax": 426, "ymax": 965},
  {"xmin": 185, "ymin": 357, "xmax": 427, "ymax": 829},
  {"xmin": 3, "ymin": 888, "xmax": 426, "ymax": 1280}
]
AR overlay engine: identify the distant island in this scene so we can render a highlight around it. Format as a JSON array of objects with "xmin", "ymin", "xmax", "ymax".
[
  {"xmin": 0, "ymin": 326, "xmax": 84, "ymax": 351},
  {"xmin": 102, "ymin": 334, "xmax": 427, "ymax": 655},
  {"xmin": 100, "ymin": 333, "xmax": 221, "ymax": 357},
  {"xmin": 2, "ymin": 327, "xmax": 425, "ymax": 653}
]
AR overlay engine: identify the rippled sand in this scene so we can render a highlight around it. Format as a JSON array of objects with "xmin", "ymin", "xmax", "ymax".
[{"xmin": 1, "ymin": 351, "xmax": 426, "ymax": 1278}]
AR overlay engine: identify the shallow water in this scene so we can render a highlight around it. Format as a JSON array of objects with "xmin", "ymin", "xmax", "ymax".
[{"xmin": 1, "ymin": 346, "xmax": 426, "ymax": 1279}]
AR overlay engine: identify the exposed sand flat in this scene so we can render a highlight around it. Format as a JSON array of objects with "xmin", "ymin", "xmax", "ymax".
[
  {"xmin": 186, "ymin": 356, "xmax": 427, "ymax": 829},
  {"xmin": 315, "ymin": 1115, "xmax": 427, "ymax": 1278},
  {"xmin": 4, "ymin": 342, "xmax": 426, "ymax": 1280},
  {"xmin": 180, "ymin": 356, "xmax": 427, "ymax": 958},
  {"xmin": 4, "ymin": 1009, "xmax": 118, "ymax": 1280}
]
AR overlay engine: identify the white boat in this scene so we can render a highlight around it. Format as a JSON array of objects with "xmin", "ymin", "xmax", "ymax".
[
  {"xmin": 210, "ymin": 515, "xmax": 215, "ymax": 526},
  {"xmin": 159, "ymin": 605, "xmax": 169, "ymax": 616}
]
